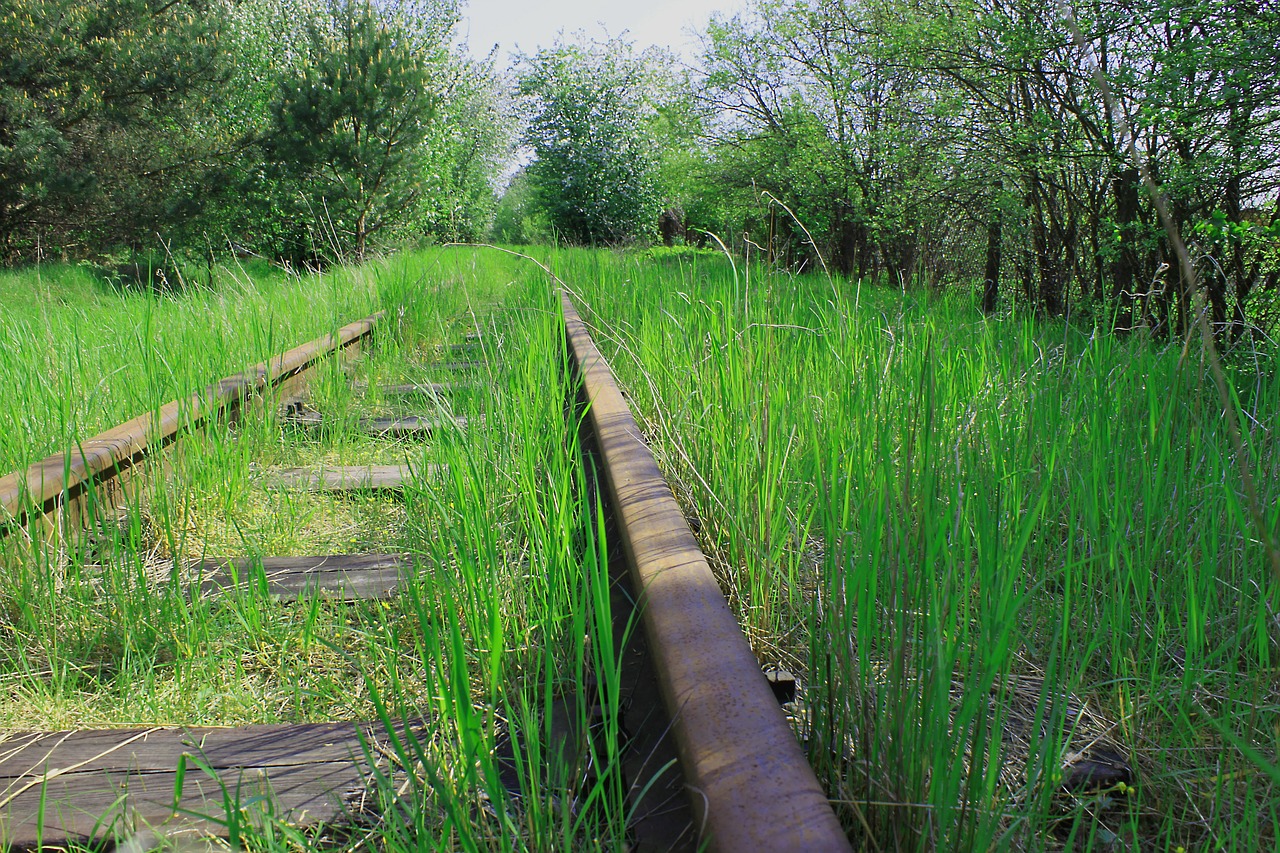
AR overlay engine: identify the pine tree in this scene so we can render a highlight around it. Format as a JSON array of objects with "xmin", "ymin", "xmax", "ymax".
[
  {"xmin": 268, "ymin": 0, "xmax": 437, "ymax": 260},
  {"xmin": 0, "ymin": 0, "xmax": 225, "ymax": 256}
]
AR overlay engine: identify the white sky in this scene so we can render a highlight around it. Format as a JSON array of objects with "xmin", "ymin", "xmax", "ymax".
[{"xmin": 459, "ymin": 0, "xmax": 750, "ymax": 68}]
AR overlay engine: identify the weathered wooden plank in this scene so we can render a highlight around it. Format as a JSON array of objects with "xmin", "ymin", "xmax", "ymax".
[
  {"xmin": 263, "ymin": 465, "xmax": 435, "ymax": 492},
  {"xmin": 284, "ymin": 413, "xmax": 466, "ymax": 439},
  {"xmin": 362, "ymin": 415, "xmax": 465, "ymax": 438},
  {"xmin": 280, "ymin": 408, "xmax": 327, "ymax": 428},
  {"xmin": 0, "ymin": 721, "xmax": 396, "ymax": 848},
  {"xmin": 433, "ymin": 361, "xmax": 484, "ymax": 373},
  {"xmin": 195, "ymin": 553, "xmax": 410, "ymax": 600},
  {"xmin": 375, "ymin": 382, "xmax": 455, "ymax": 398}
]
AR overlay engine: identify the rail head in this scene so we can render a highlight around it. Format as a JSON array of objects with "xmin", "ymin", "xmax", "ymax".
[
  {"xmin": 0, "ymin": 312, "xmax": 383, "ymax": 531},
  {"xmin": 561, "ymin": 293, "xmax": 852, "ymax": 852}
]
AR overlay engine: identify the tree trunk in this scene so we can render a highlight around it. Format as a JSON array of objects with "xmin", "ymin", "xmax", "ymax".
[
  {"xmin": 355, "ymin": 210, "xmax": 368, "ymax": 261},
  {"xmin": 1224, "ymin": 172, "xmax": 1248, "ymax": 342},
  {"xmin": 855, "ymin": 224, "xmax": 870, "ymax": 281},
  {"xmin": 1029, "ymin": 181, "xmax": 1062, "ymax": 316},
  {"xmin": 1111, "ymin": 168, "xmax": 1141, "ymax": 332},
  {"xmin": 982, "ymin": 183, "xmax": 1002, "ymax": 314},
  {"xmin": 832, "ymin": 201, "xmax": 857, "ymax": 277}
]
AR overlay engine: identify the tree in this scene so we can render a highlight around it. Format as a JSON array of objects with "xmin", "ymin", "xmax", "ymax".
[
  {"xmin": 698, "ymin": 0, "xmax": 961, "ymax": 280},
  {"xmin": 688, "ymin": 0, "xmax": 1280, "ymax": 328},
  {"xmin": 0, "ymin": 0, "xmax": 226, "ymax": 257},
  {"xmin": 517, "ymin": 35, "xmax": 665, "ymax": 245},
  {"xmin": 490, "ymin": 168, "xmax": 550, "ymax": 244},
  {"xmin": 266, "ymin": 0, "xmax": 445, "ymax": 260},
  {"xmin": 155, "ymin": 0, "xmax": 331, "ymax": 260},
  {"xmin": 413, "ymin": 53, "xmax": 516, "ymax": 242},
  {"xmin": 916, "ymin": 0, "xmax": 1280, "ymax": 326}
]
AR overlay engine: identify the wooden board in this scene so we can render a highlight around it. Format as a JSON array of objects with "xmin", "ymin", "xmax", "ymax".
[
  {"xmin": 263, "ymin": 465, "xmax": 434, "ymax": 492},
  {"xmin": 362, "ymin": 415, "xmax": 465, "ymax": 439},
  {"xmin": 284, "ymin": 413, "xmax": 465, "ymax": 439},
  {"xmin": 374, "ymin": 382, "xmax": 455, "ymax": 398},
  {"xmin": 0, "ymin": 721, "xmax": 397, "ymax": 848},
  {"xmin": 280, "ymin": 409, "xmax": 327, "ymax": 428},
  {"xmin": 194, "ymin": 553, "xmax": 411, "ymax": 600}
]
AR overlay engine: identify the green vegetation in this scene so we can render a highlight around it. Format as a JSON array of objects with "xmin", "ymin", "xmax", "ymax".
[
  {"xmin": 0, "ymin": 258, "xmax": 378, "ymax": 472},
  {"xmin": 0, "ymin": 0, "xmax": 225, "ymax": 254},
  {"xmin": 268, "ymin": 1, "xmax": 442, "ymax": 260},
  {"xmin": 562, "ymin": 247, "xmax": 1279, "ymax": 849},
  {"xmin": 496, "ymin": 0, "xmax": 1279, "ymax": 339},
  {"xmin": 4, "ymin": 0, "xmax": 1276, "ymax": 338},
  {"xmin": 0, "ymin": 247, "xmax": 637, "ymax": 848},
  {"xmin": 1, "ymin": 230, "xmax": 1278, "ymax": 848},
  {"xmin": 3, "ymin": 0, "xmax": 1280, "ymax": 849},
  {"xmin": 515, "ymin": 35, "xmax": 668, "ymax": 245},
  {"xmin": 688, "ymin": 0, "xmax": 1280, "ymax": 331},
  {"xmin": 0, "ymin": 0, "xmax": 509, "ymax": 265}
]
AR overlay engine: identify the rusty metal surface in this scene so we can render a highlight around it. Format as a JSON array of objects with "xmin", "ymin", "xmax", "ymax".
[
  {"xmin": 561, "ymin": 294, "xmax": 851, "ymax": 852},
  {"xmin": 0, "ymin": 313, "xmax": 383, "ymax": 531}
]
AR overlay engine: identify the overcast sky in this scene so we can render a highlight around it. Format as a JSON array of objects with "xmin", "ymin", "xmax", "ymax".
[{"xmin": 459, "ymin": 0, "xmax": 750, "ymax": 68}]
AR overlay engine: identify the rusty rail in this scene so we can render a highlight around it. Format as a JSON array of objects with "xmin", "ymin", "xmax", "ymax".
[
  {"xmin": 0, "ymin": 312, "xmax": 382, "ymax": 534},
  {"xmin": 561, "ymin": 293, "xmax": 852, "ymax": 852},
  {"xmin": 2, "ymin": 293, "xmax": 851, "ymax": 848}
]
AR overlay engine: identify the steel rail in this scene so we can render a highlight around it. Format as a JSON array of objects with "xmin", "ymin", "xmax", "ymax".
[
  {"xmin": 561, "ymin": 293, "xmax": 852, "ymax": 852},
  {"xmin": 0, "ymin": 312, "xmax": 383, "ymax": 532}
]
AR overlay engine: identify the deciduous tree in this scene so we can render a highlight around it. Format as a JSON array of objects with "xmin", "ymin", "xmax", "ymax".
[{"xmin": 517, "ymin": 35, "xmax": 665, "ymax": 245}]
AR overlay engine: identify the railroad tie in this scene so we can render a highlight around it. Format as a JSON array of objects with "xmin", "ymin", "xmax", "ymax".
[
  {"xmin": 263, "ymin": 464, "xmax": 437, "ymax": 492},
  {"xmin": 0, "ymin": 721, "xmax": 405, "ymax": 847},
  {"xmin": 194, "ymin": 553, "xmax": 411, "ymax": 601},
  {"xmin": 363, "ymin": 381, "xmax": 458, "ymax": 398},
  {"xmin": 432, "ymin": 360, "xmax": 484, "ymax": 373},
  {"xmin": 284, "ymin": 410, "xmax": 467, "ymax": 439}
]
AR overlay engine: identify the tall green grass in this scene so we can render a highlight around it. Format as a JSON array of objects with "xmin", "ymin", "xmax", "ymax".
[
  {"xmin": 8, "ymin": 242, "xmax": 1273, "ymax": 849},
  {"xmin": 558, "ymin": 247, "xmax": 1280, "ymax": 850},
  {"xmin": 0, "ymin": 247, "xmax": 640, "ymax": 849},
  {"xmin": 0, "ymin": 258, "xmax": 381, "ymax": 472}
]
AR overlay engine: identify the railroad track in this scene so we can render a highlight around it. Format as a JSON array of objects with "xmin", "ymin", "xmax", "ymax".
[{"xmin": 0, "ymin": 293, "xmax": 851, "ymax": 851}]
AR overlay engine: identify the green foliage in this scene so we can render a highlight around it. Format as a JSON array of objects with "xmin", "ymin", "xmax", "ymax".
[
  {"xmin": 0, "ymin": 0, "xmax": 228, "ymax": 257},
  {"xmin": 0, "ymin": 248, "xmax": 644, "ymax": 848},
  {"xmin": 266, "ymin": 0, "xmax": 441, "ymax": 261},
  {"xmin": 568, "ymin": 248, "xmax": 1280, "ymax": 849},
  {"xmin": 516, "ymin": 35, "xmax": 665, "ymax": 246},
  {"xmin": 648, "ymin": 88, "xmax": 713, "ymax": 245},
  {"xmin": 688, "ymin": 0, "xmax": 1280, "ymax": 331},
  {"xmin": 490, "ymin": 168, "xmax": 550, "ymax": 244},
  {"xmin": 412, "ymin": 54, "xmax": 516, "ymax": 243},
  {"xmin": 697, "ymin": 0, "xmax": 959, "ymax": 278},
  {"xmin": 159, "ymin": 0, "xmax": 331, "ymax": 259},
  {"xmin": 0, "ymin": 0, "xmax": 513, "ymax": 266}
]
